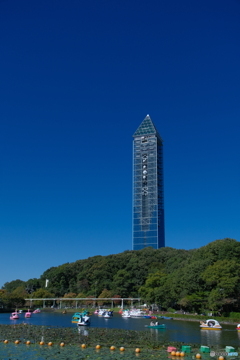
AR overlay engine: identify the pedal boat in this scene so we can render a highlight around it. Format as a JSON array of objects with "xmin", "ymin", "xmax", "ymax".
[
  {"xmin": 200, "ymin": 319, "xmax": 222, "ymax": 330},
  {"xmin": 10, "ymin": 312, "xmax": 19, "ymax": 320},
  {"xmin": 72, "ymin": 311, "xmax": 89, "ymax": 323},
  {"xmin": 77, "ymin": 315, "xmax": 90, "ymax": 326},
  {"xmin": 145, "ymin": 324, "xmax": 166, "ymax": 329}
]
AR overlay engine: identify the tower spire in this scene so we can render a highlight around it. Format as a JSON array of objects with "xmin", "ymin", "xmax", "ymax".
[{"xmin": 133, "ymin": 114, "xmax": 162, "ymax": 141}]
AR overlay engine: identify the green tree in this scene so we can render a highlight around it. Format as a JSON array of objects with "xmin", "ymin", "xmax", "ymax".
[
  {"xmin": 202, "ymin": 259, "xmax": 240, "ymax": 296},
  {"xmin": 30, "ymin": 288, "xmax": 54, "ymax": 307},
  {"xmin": 63, "ymin": 292, "xmax": 77, "ymax": 306},
  {"xmin": 2, "ymin": 279, "xmax": 25, "ymax": 292},
  {"xmin": 202, "ymin": 259, "xmax": 240, "ymax": 312},
  {"xmin": 178, "ymin": 292, "xmax": 208, "ymax": 313},
  {"xmin": 112, "ymin": 270, "xmax": 134, "ymax": 297},
  {"xmin": 98, "ymin": 289, "xmax": 113, "ymax": 306},
  {"xmin": 31, "ymin": 288, "xmax": 54, "ymax": 298},
  {"xmin": 3, "ymin": 238, "xmax": 240, "ymax": 313},
  {"xmin": 12, "ymin": 286, "xmax": 28, "ymax": 298},
  {"xmin": 0, "ymin": 291, "xmax": 25, "ymax": 309},
  {"xmin": 25, "ymin": 278, "xmax": 41, "ymax": 294},
  {"xmin": 76, "ymin": 292, "xmax": 87, "ymax": 298},
  {"xmin": 139, "ymin": 271, "xmax": 167, "ymax": 305}
]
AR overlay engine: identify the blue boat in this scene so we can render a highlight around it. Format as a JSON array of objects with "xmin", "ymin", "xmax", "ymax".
[
  {"xmin": 71, "ymin": 311, "xmax": 89, "ymax": 324},
  {"xmin": 145, "ymin": 324, "xmax": 166, "ymax": 329},
  {"xmin": 159, "ymin": 316, "xmax": 173, "ymax": 320}
]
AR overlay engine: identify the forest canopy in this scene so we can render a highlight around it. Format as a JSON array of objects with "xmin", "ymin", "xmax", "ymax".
[{"xmin": 2, "ymin": 238, "xmax": 240, "ymax": 314}]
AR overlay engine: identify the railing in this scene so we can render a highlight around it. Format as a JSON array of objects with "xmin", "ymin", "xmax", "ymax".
[{"xmin": 25, "ymin": 297, "xmax": 141, "ymax": 309}]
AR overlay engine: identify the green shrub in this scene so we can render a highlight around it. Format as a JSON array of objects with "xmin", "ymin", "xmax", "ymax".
[{"xmin": 229, "ymin": 312, "xmax": 240, "ymax": 319}]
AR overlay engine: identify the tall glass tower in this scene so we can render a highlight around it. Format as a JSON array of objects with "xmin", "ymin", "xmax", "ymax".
[{"xmin": 132, "ymin": 115, "xmax": 165, "ymax": 250}]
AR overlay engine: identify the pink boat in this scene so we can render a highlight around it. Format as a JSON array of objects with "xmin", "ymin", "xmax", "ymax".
[
  {"xmin": 10, "ymin": 312, "xmax": 19, "ymax": 320},
  {"xmin": 33, "ymin": 308, "xmax": 41, "ymax": 314},
  {"xmin": 25, "ymin": 310, "xmax": 32, "ymax": 318}
]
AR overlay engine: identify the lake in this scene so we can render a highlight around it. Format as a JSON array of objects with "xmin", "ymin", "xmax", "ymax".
[{"xmin": 0, "ymin": 312, "xmax": 239, "ymax": 348}]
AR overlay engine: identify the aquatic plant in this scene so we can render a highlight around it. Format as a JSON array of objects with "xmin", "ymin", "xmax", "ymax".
[{"xmin": 0, "ymin": 324, "xmax": 199, "ymax": 351}]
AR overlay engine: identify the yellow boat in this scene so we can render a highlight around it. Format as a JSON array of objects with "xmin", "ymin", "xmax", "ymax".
[{"xmin": 200, "ymin": 319, "xmax": 222, "ymax": 330}]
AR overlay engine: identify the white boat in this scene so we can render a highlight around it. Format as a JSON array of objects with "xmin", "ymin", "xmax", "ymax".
[
  {"xmin": 129, "ymin": 309, "xmax": 146, "ymax": 318},
  {"xmin": 103, "ymin": 311, "xmax": 113, "ymax": 318},
  {"xmin": 77, "ymin": 315, "xmax": 90, "ymax": 326},
  {"xmin": 98, "ymin": 309, "xmax": 107, "ymax": 316},
  {"xmin": 122, "ymin": 310, "xmax": 131, "ymax": 318},
  {"xmin": 200, "ymin": 319, "xmax": 222, "ymax": 330}
]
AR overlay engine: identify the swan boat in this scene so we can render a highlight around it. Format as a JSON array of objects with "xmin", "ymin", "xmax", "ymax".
[
  {"xmin": 25, "ymin": 310, "xmax": 32, "ymax": 318},
  {"xmin": 129, "ymin": 309, "xmax": 146, "ymax": 317},
  {"xmin": 77, "ymin": 315, "xmax": 90, "ymax": 326},
  {"xmin": 97, "ymin": 309, "xmax": 108, "ymax": 316},
  {"xmin": 103, "ymin": 311, "xmax": 113, "ymax": 318},
  {"xmin": 122, "ymin": 310, "xmax": 131, "ymax": 318},
  {"xmin": 10, "ymin": 312, "xmax": 19, "ymax": 320},
  {"xmin": 33, "ymin": 308, "xmax": 41, "ymax": 314},
  {"xmin": 72, "ymin": 311, "xmax": 89, "ymax": 324},
  {"xmin": 200, "ymin": 319, "xmax": 222, "ymax": 330}
]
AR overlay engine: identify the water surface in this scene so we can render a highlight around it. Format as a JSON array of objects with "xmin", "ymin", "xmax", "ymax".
[{"xmin": 0, "ymin": 312, "xmax": 239, "ymax": 348}]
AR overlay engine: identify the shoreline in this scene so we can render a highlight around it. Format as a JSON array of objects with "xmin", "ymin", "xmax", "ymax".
[
  {"xmin": 170, "ymin": 317, "xmax": 235, "ymax": 324},
  {"xmin": 163, "ymin": 316, "xmax": 237, "ymax": 325},
  {"xmin": 47, "ymin": 308, "xmax": 239, "ymax": 325}
]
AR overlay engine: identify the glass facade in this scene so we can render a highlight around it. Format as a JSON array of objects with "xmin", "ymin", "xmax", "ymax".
[{"xmin": 132, "ymin": 115, "xmax": 165, "ymax": 250}]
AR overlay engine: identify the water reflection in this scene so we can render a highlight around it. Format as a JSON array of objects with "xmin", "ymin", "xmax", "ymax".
[
  {"xmin": 78, "ymin": 327, "xmax": 89, "ymax": 336},
  {"xmin": 1, "ymin": 313, "xmax": 240, "ymax": 348},
  {"xmin": 148, "ymin": 327, "xmax": 168, "ymax": 344},
  {"xmin": 200, "ymin": 330, "xmax": 222, "ymax": 347}
]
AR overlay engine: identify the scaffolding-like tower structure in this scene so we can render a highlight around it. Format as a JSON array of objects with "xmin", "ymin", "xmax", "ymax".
[{"xmin": 132, "ymin": 115, "xmax": 165, "ymax": 250}]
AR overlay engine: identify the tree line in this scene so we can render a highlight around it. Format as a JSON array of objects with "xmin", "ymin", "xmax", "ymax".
[{"xmin": 1, "ymin": 238, "xmax": 240, "ymax": 314}]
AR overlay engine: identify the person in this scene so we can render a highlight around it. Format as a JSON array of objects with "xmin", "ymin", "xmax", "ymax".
[
  {"xmin": 155, "ymin": 321, "xmax": 158, "ymax": 325},
  {"xmin": 150, "ymin": 321, "xmax": 154, "ymax": 326}
]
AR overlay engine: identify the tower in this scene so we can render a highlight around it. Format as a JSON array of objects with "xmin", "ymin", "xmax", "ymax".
[{"xmin": 132, "ymin": 115, "xmax": 165, "ymax": 250}]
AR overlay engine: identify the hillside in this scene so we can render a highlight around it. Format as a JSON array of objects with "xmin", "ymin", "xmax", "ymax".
[{"xmin": 2, "ymin": 238, "xmax": 240, "ymax": 313}]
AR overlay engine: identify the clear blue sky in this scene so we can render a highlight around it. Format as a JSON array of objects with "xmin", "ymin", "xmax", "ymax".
[{"xmin": 0, "ymin": 0, "xmax": 240, "ymax": 288}]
